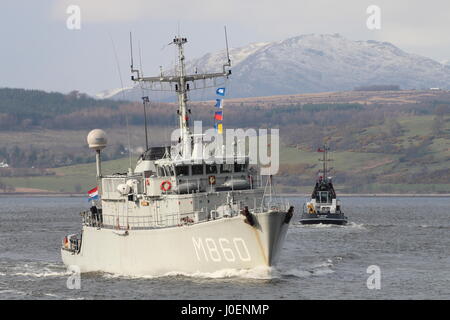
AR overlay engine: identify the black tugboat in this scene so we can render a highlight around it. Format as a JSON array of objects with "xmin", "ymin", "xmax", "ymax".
[{"xmin": 299, "ymin": 146, "xmax": 348, "ymax": 225}]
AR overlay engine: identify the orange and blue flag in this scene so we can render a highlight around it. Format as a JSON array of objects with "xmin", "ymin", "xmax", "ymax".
[{"xmin": 214, "ymin": 111, "xmax": 223, "ymax": 121}]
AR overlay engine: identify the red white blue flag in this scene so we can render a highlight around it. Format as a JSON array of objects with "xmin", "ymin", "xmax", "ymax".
[{"xmin": 88, "ymin": 187, "xmax": 99, "ymax": 201}]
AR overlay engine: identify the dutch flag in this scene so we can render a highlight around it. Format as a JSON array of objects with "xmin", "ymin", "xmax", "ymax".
[{"xmin": 88, "ymin": 187, "xmax": 99, "ymax": 201}]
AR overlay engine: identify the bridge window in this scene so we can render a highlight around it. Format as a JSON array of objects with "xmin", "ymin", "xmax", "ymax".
[
  {"xmin": 192, "ymin": 164, "xmax": 204, "ymax": 175},
  {"xmin": 317, "ymin": 191, "xmax": 331, "ymax": 204},
  {"xmin": 165, "ymin": 165, "xmax": 175, "ymax": 176},
  {"xmin": 234, "ymin": 163, "xmax": 247, "ymax": 173},
  {"xmin": 220, "ymin": 164, "xmax": 233, "ymax": 173},
  {"xmin": 175, "ymin": 165, "xmax": 189, "ymax": 176},
  {"xmin": 206, "ymin": 164, "xmax": 217, "ymax": 174}
]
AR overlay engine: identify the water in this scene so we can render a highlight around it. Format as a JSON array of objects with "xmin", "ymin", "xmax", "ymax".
[{"xmin": 0, "ymin": 196, "xmax": 448, "ymax": 300}]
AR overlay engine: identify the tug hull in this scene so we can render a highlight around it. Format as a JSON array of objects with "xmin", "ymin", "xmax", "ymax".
[{"xmin": 299, "ymin": 213, "xmax": 347, "ymax": 225}]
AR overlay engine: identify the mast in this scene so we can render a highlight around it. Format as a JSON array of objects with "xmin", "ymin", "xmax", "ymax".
[
  {"xmin": 130, "ymin": 34, "xmax": 232, "ymax": 159},
  {"xmin": 318, "ymin": 145, "xmax": 331, "ymax": 180},
  {"xmin": 142, "ymin": 96, "xmax": 150, "ymax": 150},
  {"xmin": 174, "ymin": 37, "xmax": 190, "ymax": 157}
]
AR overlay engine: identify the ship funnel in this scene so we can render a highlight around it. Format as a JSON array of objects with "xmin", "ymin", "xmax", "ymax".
[{"xmin": 87, "ymin": 129, "xmax": 108, "ymax": 178}]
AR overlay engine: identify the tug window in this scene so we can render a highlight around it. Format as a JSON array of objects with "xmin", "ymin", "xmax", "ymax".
[
  {"xmin": 206, "ymin": 164, "xmax": 217, "ymax": 174},
  {"xmin": 318, "ymin": 191, "xmax": 331, "ymax": 204},
  {"xmin": 175, "ymin": 165, "xmax": 189, "ymax": 176},
  {"xmin": 192, "ymin": 164, "xmax": 204, "ymax": 175},
  {"xmin": 220, "ymin": 164, "xmax": 233, "ymax": 173}
]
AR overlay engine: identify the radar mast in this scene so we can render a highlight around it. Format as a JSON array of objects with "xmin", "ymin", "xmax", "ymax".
[{"xmin": 130, "ymin": 31, "xmax": 231, "ymax": 159}]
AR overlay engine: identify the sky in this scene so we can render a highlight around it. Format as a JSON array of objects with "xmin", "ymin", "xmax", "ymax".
[{"xmin": 1, "ymin": 0, "xmax": 449, "ymax": 96}]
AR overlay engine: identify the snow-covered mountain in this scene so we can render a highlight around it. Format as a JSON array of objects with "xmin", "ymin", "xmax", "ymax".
[
  {"xmin": 95, "ymin": 87, "xmax": 133, "ymax": 100},
  {"xmin": 98, "ymin": 34, "xmax": 450, "ymax": 100}
]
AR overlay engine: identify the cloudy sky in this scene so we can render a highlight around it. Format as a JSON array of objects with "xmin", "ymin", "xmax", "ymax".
[{"xmin": 0, "ymin": 0, "xmax": 449, "ymax": 95}]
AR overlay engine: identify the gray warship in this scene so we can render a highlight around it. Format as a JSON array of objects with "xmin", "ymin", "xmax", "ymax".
[
  {"xmin": 61, "ymin": 33, "xmax": 294, "ymax": 276},
  {"xmin": 299, "ymin": 146, "xmax": 347, "ymax": 225}
]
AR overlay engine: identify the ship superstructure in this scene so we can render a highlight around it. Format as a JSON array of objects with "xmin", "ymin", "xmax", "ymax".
[{"xmin": 61, "ymin": 34, "xmax": 294, "ymax": 276}]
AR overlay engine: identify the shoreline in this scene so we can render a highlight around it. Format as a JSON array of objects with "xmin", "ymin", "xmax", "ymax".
[
  {"xmin": 0, "ymin": 192, "xmax": 449, "ymax": 198},
  {"xmin": 281, "ymin": 193, "xmax": 450, "ymax": 197}
]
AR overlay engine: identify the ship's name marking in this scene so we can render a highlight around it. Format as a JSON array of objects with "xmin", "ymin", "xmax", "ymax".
[{"xmin": 192, "ymin": 237, "xmax": 251, "ymax": 262}]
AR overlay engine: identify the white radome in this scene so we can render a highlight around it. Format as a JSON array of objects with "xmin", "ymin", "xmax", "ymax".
[{"xmin": 87, "ymin": 129, "xmax": 108, "ymax": 151}]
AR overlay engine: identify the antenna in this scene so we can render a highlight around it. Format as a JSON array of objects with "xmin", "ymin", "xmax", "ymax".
[
  {"xmin": 224, "ymin": 26, "xmax": 231, "ymax": 65},
  {"xmin": 130, "ymin": 32, "xmax": 134, "ymax": 68},
  {"xmin": 138, "ymin": 41, "xmax": 144, "ymax": 77},
  {"xmin": 133, "ymin": 36, "xmax": 149, "ymax": 152},
  {"xmin": 223, "ymin": 26, "xmax": 231, "ymax": 74},
  {"xmin": 109, "ymin": 33, "xmax": 133, "ymax": 171},
  {"xmin": 142, "ymin": 96, "xmax": 149, "ymax": 151},
  {"xmin": 130, "ymin": 32, "xmax": 140, "ymax": 80}
]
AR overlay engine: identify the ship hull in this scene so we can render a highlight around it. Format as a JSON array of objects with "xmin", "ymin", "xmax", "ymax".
[
  {"xmin": 299, "ymin": 218, "xmax": 347, "ymax": 225},
  {"xmin": 61, "ymin": 211, "xmax": 290, "ymax": 276}
]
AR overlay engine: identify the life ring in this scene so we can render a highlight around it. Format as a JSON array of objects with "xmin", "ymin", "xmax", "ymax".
[
  {"xmin": 208, "ymin": 175, "xmax": 216, "ymax": 185},
  {"xmin": 160, "ymin": 180, "xmax": 172, "ymax": 192},
  {"xmin": 307, "ymin": 203, "xmax": 315, "ymax": 214},
  {"xmin": 146, "ymin": 179, "xmax": 150, "ymax": 186}
]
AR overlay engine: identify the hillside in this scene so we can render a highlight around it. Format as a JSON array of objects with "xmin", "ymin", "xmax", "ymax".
[
  {"xmin": 2, "ymin": 88, "xmax": 450, "ymax": 194},
  {"xmin": 0, "ymin": 88, "xmax": 127, "ymax": 131}
]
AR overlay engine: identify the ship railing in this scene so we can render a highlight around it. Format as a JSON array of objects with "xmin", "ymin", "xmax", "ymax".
[
  {"xmin": 95, "ymin": 211, "xmax": 208, "ymax": 229},
  {"xmin": 99, "ymin": 214, "xmax": 156, "ymax": 229},
  {"xmin": 81, "ymin": 202, "xmax": 281, "ymax": 230},
  {"xmin": 62, "ymin": 233, "xmax": 82, "ymax": 253},
  {"xmin": 80, "ymin": 210, "xmax": 103, "ymax": 228},
  {"xmin": 253, "ymin": 202, "xmax": 289, "ymax": 214}
]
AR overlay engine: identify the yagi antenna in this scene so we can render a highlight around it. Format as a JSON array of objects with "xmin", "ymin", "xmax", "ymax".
[
  {"xmin": 223, "ymin": 26, "xmax": 232, "ymax": 74},
  {"xmin": 130, "ymin": 31, "xmax": 140, "ymax": 80},
  {"xmin": 224, "ymin": 26, "xmax": 231, "ymax": 65},
  {"xmin": 130, "ymin": 32, "xmax": 134, "ymax": 68}
]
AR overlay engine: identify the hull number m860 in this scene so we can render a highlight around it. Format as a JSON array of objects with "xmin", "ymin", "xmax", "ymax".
[{"xmin": 192, "ymin": 237, "xmax": 251, "ymax": 262}]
